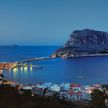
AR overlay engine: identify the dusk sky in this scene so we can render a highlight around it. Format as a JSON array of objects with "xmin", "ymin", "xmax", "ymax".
[{"xmin": 0, "ymin": 0, "xmax": 108, "ymax": 45}]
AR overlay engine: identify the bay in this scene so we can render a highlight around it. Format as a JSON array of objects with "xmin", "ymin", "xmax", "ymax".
[{"xmin": 0, "ymin": 46, "xmax": 108, "ymax": 85}]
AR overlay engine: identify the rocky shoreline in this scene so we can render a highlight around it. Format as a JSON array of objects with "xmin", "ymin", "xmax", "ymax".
[{"xmin": 52, "ymin": 51, "xmax": 108, "ymax": 58}]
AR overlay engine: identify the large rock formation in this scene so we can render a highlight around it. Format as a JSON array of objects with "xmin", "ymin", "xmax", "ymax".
[{"xmin": 53, "ymin": 29, "xmax": 108, "ymax": 57}]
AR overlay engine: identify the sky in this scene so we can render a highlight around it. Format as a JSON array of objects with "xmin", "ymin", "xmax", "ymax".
[{"xmin": 0, "ymin": 0, "xmax": 108, "ymax": 46}]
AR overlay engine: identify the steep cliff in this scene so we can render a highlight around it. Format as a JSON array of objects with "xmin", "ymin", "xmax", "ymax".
[{"xmin": 54, "ymin": 29, "xmax": 108, "ymax": 57}]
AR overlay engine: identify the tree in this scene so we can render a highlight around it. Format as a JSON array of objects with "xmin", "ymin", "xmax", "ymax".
[{"xmin": 91, "ymin": 89, "xmax": 105, "ymax": 108}]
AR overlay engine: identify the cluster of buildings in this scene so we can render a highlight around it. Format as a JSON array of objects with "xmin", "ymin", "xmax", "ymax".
[
  {"xmin": 17, "ymin": 82, "xmax": 103, "ymax": 101},
  {"xmin": 0, "ymin": 62, "xmax": 16, "ymax": 70},
  {"xmin": 0, "ymin": 74, "xmax": 108, "ymax": 104}
]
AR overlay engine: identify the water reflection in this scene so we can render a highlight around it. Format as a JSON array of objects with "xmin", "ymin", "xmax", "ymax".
[
  {"xmin": 24, "ymin": 66, "xmax": 28, "ymax": 72},
  {"xmin": 20, "ymin": 67, "xmax": 23, "ymax": 72},
  {"xmin": 13, "ymin": 67, "xmax": 18, "ymax": 78},
  {"xmin": 30, "ymin": 64, "xmax": 33, "ymax": 72},
  {"xmin": 13, "ymin": 67, "xmax": 18, "ymax": 73},
  {"xmin": 12, "ymin": 64, "xmax": 33, "ymax": 77}
]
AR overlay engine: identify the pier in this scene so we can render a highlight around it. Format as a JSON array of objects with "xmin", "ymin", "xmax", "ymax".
[
  {"xmin": 17, "ymin": 56, "xmax": 55, "ymax": 63},
  {"xmin": 0, "ymin": 56, "xmax": 56, "ymax": 70}
]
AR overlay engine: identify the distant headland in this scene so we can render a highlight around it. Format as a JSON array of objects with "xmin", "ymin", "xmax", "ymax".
[
  {"xmin": 52, "ymin": 29, "xmax": 108, "ymax": 58},
  {"xmin": 0, "ymin": 44, "xmax": 19, "ymax": 47}
]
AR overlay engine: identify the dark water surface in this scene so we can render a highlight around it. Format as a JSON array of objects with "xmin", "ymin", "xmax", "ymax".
[{"xmin": 0, "ymin": 46, "xmax": 108, "ymax": 85}]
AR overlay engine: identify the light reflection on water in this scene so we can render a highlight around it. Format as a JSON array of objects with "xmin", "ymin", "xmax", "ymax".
[
  {"xmin": 30, "ymin": 66, "xmax": 33, "ymax": 72},
  {"xmin": 13, "ymin": 64, "xmax": 33, "ymax": 73},
  {"xmin": 20, "ymin": 67, "xmax": 23, "ymax": 72},
  {"xmin": 4, "ymin": 64, "xmax": 34, "ymax": 83}
]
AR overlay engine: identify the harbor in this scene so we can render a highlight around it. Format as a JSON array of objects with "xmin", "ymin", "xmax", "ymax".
[{"xmin": 0, "ymin": 56, "xmax": 56, "ymax": 70}]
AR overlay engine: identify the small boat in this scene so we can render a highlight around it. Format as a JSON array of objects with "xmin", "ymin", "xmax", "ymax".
[
  {"xmin": 77, "ymin": 71, "xmax": 85, "ymax": 79},
  {"xmin": 34, "ymin": 65, "xmax": 43, "ymax": 69},
  {"xmin": 77, "ymin": 76, "xmax": 85, "ymax": 79}
]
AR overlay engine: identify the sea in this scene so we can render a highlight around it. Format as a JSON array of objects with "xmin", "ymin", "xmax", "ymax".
[{"xmin": 0, "ymin": 46, "xmax": 108, "ymax": 85}]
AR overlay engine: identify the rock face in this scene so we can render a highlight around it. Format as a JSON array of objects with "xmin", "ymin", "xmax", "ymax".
[{"xmin": 54, "ymin": 29, "xmax": 108, "ymax": 57}]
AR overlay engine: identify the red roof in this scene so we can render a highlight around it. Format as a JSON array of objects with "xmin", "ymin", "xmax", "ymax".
[{"xmin": 70, "ymin": 84, "xmax": 81, "ymax": 87}]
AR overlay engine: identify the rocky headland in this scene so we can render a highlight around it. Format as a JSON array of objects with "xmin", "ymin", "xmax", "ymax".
[{"xmin": 53, "ymin": 29, "xmax": 108, "ymax": 58}]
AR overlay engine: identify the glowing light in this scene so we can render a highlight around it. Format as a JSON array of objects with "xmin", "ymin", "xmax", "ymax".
[
  {"xmin": 24, "ymin": 66, "xmax": 28, "ymax": 72},
  {"xmin": 13, "ymin": 67, "xmax": 18, "ymax": 73},
  {"xmin": 24, "ymin": 63, "xmax": 28, "ymax": 67}
]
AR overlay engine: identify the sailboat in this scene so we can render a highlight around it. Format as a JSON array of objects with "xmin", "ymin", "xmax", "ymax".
[{"xmin": 77, "ymin": 71, "xmax": 85, "ymax": 79}]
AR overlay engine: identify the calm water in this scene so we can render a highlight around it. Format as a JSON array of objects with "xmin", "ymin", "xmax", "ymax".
[{"xmin": 1, "ymin": 46, "xmax": 108, "ymax": 85}]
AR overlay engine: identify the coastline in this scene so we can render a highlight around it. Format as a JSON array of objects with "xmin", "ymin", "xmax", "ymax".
[{"xmin": 61, "ymin": 53, "xmax": 108, "ymax": 58}]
